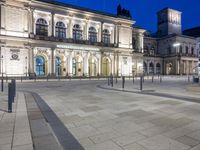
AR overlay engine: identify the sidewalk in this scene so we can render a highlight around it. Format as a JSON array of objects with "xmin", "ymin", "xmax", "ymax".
[{"xmin": 0, "ymin": 91, "xmax": 33, "ymax": 150}]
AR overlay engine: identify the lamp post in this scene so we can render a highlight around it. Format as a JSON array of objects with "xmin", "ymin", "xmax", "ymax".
[
  {"xmin": 25, "ymin": 56, "xmax": 28, "ymax": 77},
  {"xmin": 173, "ymin": 43, "xmax": 181, "ymax": 75},
  {"xmin": 1, "ymin": 56, "xmax": 3, "ymax": 92}
]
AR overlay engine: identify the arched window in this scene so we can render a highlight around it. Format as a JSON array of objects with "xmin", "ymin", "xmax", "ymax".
[
  {"xmin": 55, "ymin": 22, "xmax": 66, "ymax": 39},
  {"xmin": 149, "ymin": 62, "xmax": 154, "ymax": 74},
  {"xmin": 36, "ymin": 18, "xmax": 48, "ymax": 36},
  {"xmin": 102, "ymin": 29, "xmax": 110, "ymax": 44},
  {"xmin": 156, "ymin": 63, "xmax": 161, "ymax": 74},
  {"xmin": 144, "ymin": 45, "xmax": 149, "ymax": 54},
  {"xmin": 168, "ymin": 46, "xmax": 171, "ymax": 54},
  {"xmin": 55, "ymin": 57, "xmax": 62, "ymax": 76},
  {"xmin": 73, "ymin": 24, "xmax": 82, "ymax": 40},
  {"xmin": 143, "ymin": 62, "xmax": 147, "ymax": 74},
  {"xmin": 150, "ymin": 46, "xmax": 155, "ymax": 55},
  {"xmin": 36, "ymin": 56, "xmax": 46, "ymax": 76},
  {"xmin": 191, "ymin": 47, "xmax": 194, "ymax": 55},
  {"xmin": 180, "ymin": 45, "xmax": 183, "ymax": 54},
  {"xmin": 88, "ymin": 27, "xmax": 97, "ymax": 43},
  {"xmin": 185, "ymin": 46, "xmax": 189, "ymax": 54}
]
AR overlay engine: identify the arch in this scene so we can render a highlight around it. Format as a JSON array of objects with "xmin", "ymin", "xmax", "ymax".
[
  {"xmin": 35, "ymin": 55, "xmax": 47, "ymax": 76},
  {"xmin": 102, "ymin": 57, "xmax": 111, "ymax": 76},
  {"xmin": 73, "ymin": 24, "xmax": 82, "ymax": 40},
  {"xmin": 185, "ymin": 46, "xmax": 189, "ymax": 54},
  {"xmin": 88, "ymin": 56, "xmax": 98, "ymax": 76},
  {"xmin": 149, "ymin": 62, "xmax": 154, "ymax": 74},
  {"xmin": 55, "ymin": 21, "xmax": 66, "ymax": 39},
  {"xmin": 191, "ymin": 47, "xmax": 194, "ymax": 55},
  {"xmin": 166, "ymin": 63, "xmax": 173, "ymax": 75},
  {"xmin": 168, "ymin": 46, "xmax": 171, "ymax": 54},
  {"xmin": 72, "ymin": 56, "xmax": 83, "ymax": 76},
  {"xmin": 156, "ymin": 63, "xmax": 161, "ymax": 74},
  {"xmin": 143, "ymin": 62, "xmax": 147, "ymax": 74},
  {"xmin": 36, "ymin": 18, "xmax": 48, "ymax": 36},
  {"xmin": 55, "ymin": 56, "xmax": 63, "ymax": 76},
  {"xmin": 102, "ymin": 29, "xmax": 111, "ymax": 44},
  {"xmin": 88, "ymin": 27, "xmax": 97, "ymax": 43}
]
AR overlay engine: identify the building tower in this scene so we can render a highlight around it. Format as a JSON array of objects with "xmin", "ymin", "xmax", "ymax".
[{"xmin": 157, "ymin": 8, "xmax": 182, "ymax": 37}]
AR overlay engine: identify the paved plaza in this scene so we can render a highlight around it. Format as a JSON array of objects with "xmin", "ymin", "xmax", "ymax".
[{"xmin": 0, "ymin": 76, "xmax": 200, "ymax": 150}]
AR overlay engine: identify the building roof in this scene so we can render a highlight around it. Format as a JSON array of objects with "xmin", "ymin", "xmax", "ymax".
[
  {"xmin": 183, "ymin": 26, "xmax": 200, "ymax": 38},
  {"xmin": 35, "ymin": 0, "xmax": 132, "ymax": 20}
]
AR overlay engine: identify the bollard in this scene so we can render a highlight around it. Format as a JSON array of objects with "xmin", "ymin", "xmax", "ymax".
[
  {"xmin": 11, "ymin": 79, "xmax": 16, "ymax": 98},
  {"xmin": 111, "ymin": 76, "xmax": 113, "ymax": 87},
  {"xmin": 188, "ymin": 76, "xmax": 190, "ymax": 83},
  {"xmin": 34, "ymin": 76, "xmax": 36, "ymax": 82},
  {"xmin": 115, "ymin": 76, "xmax": 118, "ymax": 84},
  {"xmin": 21, "ymin": 76, "xmax": 22, "ymax": 82},
  {"xmin": 1, "ymin": 78, "xmax": 3, "ymax": 92},
  {"xmin": 122, "ymin": 76, "xmax": 125, "ymax": 89},
  {"xmin": 160, "ymin": 76, "xmax": 162, "ymax": 83},
  {"xmin": 152, "ymin": 76, "xmax": 154, "ymax": 83},
  {"xmin": 8, "ymin": 83, "xmax": 13, "ymax": 113},
  {"xmin": 133, "ymin": 76, "xmax": 135, "ymax": 84},
  {"xmin": 140, "ymin": 76, "xmax": 143, "ymax": 91},
  {"xmin": 143, "ymin": 76, "xmax": 144, "ymax": 83},
  {"xmin": 47, "ymin": 75, "xmax": 48, "ymax": 81}
]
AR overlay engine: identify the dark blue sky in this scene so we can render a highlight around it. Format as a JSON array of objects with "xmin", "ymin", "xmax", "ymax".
[{"xmin": 57, "ymin": 0, "xmax": 200, "ymax": 32}]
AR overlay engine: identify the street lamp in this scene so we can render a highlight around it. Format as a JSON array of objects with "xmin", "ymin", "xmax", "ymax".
[
  {"xmin": 1, "ymin": 56, "xmax": 3, "ymax": 78},
  {"xmin": 25, "ymin": 56, "xmax": 28, "ymax": 77},
  {"xmin": 173, "ymin": 42, "xmax": 181, "ymax": 75}
]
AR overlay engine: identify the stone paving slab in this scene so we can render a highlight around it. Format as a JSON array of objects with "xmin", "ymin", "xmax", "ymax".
[{"xmin": 15, "ymin": 80, "xmax": 200, "ymax": 150}]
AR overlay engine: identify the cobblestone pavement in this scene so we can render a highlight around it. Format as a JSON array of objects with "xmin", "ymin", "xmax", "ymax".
[{"xmin": 12, "ymin": 77, "xmax": 200, "ymax": 150}]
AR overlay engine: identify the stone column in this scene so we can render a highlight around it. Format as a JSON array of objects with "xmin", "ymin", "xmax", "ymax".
[
  {"xmin": 101, "ymin": 22, "xmax": 104, "ymax": 42},
  {"xmin": 68, "ymin": 19, "xmax": 72, "ymax": 39},
  {"xmin": 138, "ymin": 33, "xmax": 144, "ymax": 53},
  {"xmin": 51, "ymin": 48, "xmax": 55, "ymax": 76},
  {"xmin": 29, "ymin": 8, "xmax": 34, "ymax": 34},
  {"xmin": 51, "ymin": 12, "xmax": 55, "ymax": 37},
  {"xmin": 84, "ymin": 21, "xmax": 88, "ymax": 40},
  {"xmin": 1, "ymin": 5, "xmax": 6, "ymax": 30},
  {"xmin": 28, "ymin": 47, "xmax": 34, "ymax": 74}
]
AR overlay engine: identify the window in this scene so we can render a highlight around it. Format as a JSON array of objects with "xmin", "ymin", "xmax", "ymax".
[
  {"xmin": 185, "ymin": 46, "xmax": 189, "ymax": 54},
  {"xmin": 36, "ymin": 18, "xmax": 48, "ymax": 36},
  {"xmin": 179, "ymin": 45, "xmax": 183, "ymax": 53},
  {"xmin": 55, "ymin": 22, "xmax": 66, "ymax": 39},
  {"xmin": 191, "ymin": 47, "xmax": 194, "ymax": 55},
  {"xmin": 88, "ymin": 27, "xmax": 97, "ymax": 43},
  {"xmin": 150, "ymin": 46, "xmax": 155, "ymax": 55},
  {"xmin": 168, "ymin": 46, "xmax": 171, "ymax": 54},
  {"xmin": 73, "ymin": 24, "xmax": 82, "ymax": 40},
  {"xmin": 102, "ymin": 29, "xmax": 110, "ymax": 44}
]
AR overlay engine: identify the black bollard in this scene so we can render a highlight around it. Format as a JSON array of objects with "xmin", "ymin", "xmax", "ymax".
[
  {"xmin": 1, "ymin": 78, "xmax": 3, "ymax": 92},
  {"xmin": 160, "ymin": 76, "xmax": 162, "ymax": 83},
  {"xmin": 143, "ymin": 76, "xmax": 144, "ymax": 83},
  {"xmin": 11, "ymin": 79, "xmax": 16, "ymax": 98},
  {"xmin": 152, "ymin": 76, "xmax": 154, "ymax": 83},
  {"xmin": 111, "ymin": 76, "xmax": 113, "ymax": 87},
  {"xmin": 8, "ymin": 83, "xmax": 13, "ymax": 113},
  {"xmin": 122, "ymin": 76, "xmax": 125, "ymax": 89},
  {"xmin": 21, "ymin": 76, "xmax": 22, "ymax": 83},
  {"xmin": 188, "ymin": 76, "xmax": 190, "ymax": 83},
  {"xmin": 133, "ymin": 76, "xmax": 135, "ymax": 84},
  {"xmin": 115, "ymin": 76, "xmax": 118, "ymax": 84},
  {"xmin": 140, "ymin": 76, "xmax": 143, "ymax": 91}
]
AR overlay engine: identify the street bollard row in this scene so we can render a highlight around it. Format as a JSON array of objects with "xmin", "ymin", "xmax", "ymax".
[{"xmin": 8, "ymin": 79, "xmax": 16, "ymax": 113}]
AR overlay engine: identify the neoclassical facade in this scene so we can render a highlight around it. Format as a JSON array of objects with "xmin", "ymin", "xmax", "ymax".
[
  {"xmin": 0, "ymin": 1, "xmax": 198, "ymax": 77},
  {"xmin": 0, "ymin": 0, "xmax": 144, "ymax": 77},
  {"xmin": 143, "ymin": 8, "xmax": 199, "ymax": 75}
]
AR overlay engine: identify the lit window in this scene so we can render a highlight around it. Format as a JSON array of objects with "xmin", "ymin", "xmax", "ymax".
[
  {"xmin": 73, "ymin": 24, "xmax": 82, "ymax": 40},
  {"xmin": 55, "ymin": 22, "xmax": 66, "ymax": 39},
  {"xmin": 102, "ymin": 29, "xmax": 110, "ymax": 44},
  {"xmin": 36, "ymin": 18, "xmax": 48, "ymax": 36},
  {"xmin": 88, "ymin": 27, "xmax": 97, "ymax": 43}
]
